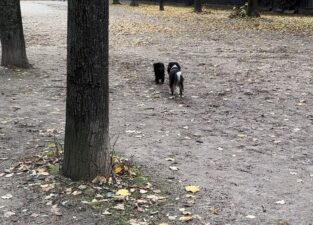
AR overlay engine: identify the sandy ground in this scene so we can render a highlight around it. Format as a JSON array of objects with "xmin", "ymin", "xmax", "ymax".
[{"xmin": 1, "ymin": 1, "xmax": 313, "ymax": 224}]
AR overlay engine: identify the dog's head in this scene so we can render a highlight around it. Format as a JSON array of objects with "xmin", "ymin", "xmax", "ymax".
[
  {"xmin": 153, "ymin": 62, "xmax": 165, "ymax": 72},
  {"xmin": 167, "ymin": 62, "xmax": 181, "ymax": 74}
]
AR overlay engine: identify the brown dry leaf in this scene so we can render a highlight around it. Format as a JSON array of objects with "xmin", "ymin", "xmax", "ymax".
[
  {"xmin": 185, "ymin": 185, "xmax": 200, "ymax": 193},
  {"xmin": 51, "ymin": 205, "xmax": 62, "ymax": 216},
  {"xmin": 40, "ymin": 183, "xmax": 55, "ymax": 192},
  {"xmin": 179, "ymin": 216, "xmax": 193, "ymax": 222},
  {"xmin": 209, "ymin": 207, "xmax": 219, "ymax": 215},
  {"xmin": 113, "ymin": 203, "xmax": 125, "ymax": 210},
  {"xmin": 72, "ymin": 190, "xmax": 82, "ymax": 196},
  {"xmin": 92, "ymin": 176, "xmax": 107, "ymax": 185}
]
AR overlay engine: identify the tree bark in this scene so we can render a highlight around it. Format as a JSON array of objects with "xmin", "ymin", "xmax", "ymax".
[
  {"xmin": 130, "ymin": 0, "xmax": 139, "ymax": 6},
  {"xmin": 194, "ymin": 0, "xmax": 202, "ymax": 12},
  {"xmin": 0, "ymin": 0, "xmax": 30, "ymax": 68},
  {"xmin": 247, "ymin": 0, "xmax": 260, "ymax": 17},
  {"xmin": 63, "ymin": 0, "xmax": 111, "ymax": 181},
  {"xmin": 159, "ymin": 0, "xmax": 164, "ymax": 11},
  {"xmin": 112, "ymin": 0, "xmax": 121, "ymax": 5}
]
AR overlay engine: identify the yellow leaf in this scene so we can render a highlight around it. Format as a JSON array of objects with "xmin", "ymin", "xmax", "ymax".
[
  {"xmin": 116, "ymin": 189, "xmax": 130, "ymax": 197},
  {"xmin": 185, "ymin": 185, "xmax": 200, "ymax": 193},
  {"xmin": 113, "ymin": 165, "xmax": 123, "ymax": 174}
]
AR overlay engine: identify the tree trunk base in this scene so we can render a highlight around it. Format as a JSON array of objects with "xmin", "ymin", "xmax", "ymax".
[{"xmin": 1, "ymin": 30, "xmax": 30, "ymax": 68}]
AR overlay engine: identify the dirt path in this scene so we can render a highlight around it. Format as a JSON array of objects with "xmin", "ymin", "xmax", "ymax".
[{"xmin": 1, "ymin": 1, "xmax": 313, "ymax": 224}]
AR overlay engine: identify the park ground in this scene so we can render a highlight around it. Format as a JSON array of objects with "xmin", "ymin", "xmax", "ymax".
[{"xmin": 1, "ymin": 1, "xmax": 313, "ymax": 225}]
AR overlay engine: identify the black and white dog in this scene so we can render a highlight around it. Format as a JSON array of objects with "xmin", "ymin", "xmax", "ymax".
[
  {"xmin": 167, "ymin": 62, "xmax": 181, "ymax": 75},
  {"xmin": 153, "ymin": 62, "xmax": 165, "ymax": 84},
  {"xmin": 168, "ymin": 62, "xmax": 184, "ymax": 97}
]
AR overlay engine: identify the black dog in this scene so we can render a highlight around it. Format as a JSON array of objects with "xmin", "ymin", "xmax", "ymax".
[
  {"xmin": 168, "ymin": 63, "xmax": 184, "ymax": 97},
  {"xmin": 153, "ymin": 62, "xmax": 165, "ymax": 84},
  {"xmin": 167, "ymin": 62, "xmax": 181, "ymax": 75}
]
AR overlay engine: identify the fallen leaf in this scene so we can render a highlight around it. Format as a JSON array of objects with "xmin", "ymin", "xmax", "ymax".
[
  {"xmin": 185, "ymin": 185, "xmax": 200, "ymax": 193},
  {"xmin": 116, "ymin": 189, "xmax": 130, "ymax": 197},
  {"xmin": 209, "ymin": 207, "xmax": 219, "ymax": 215},
  {"xmin": 1, "ymin": 194, "xmax": 13, "ymax": 199},
  {"xmin": 139, "ymin": 189, "xmax": 148, "ymax": 194},
  {"xmin": 92, "ymin": 176, "xmax": 107, "ymax": 185},
  {"xmin": 102, "ymin": 210, "xmax": 112, "ymax": 215},
  {"xmin": 4, "ymin": 173, "xmax": 14, "ymax": 178},
  {"xmin": 72, "ymin": 191, "xmax": 82, "ymax": 196},
  {"xmin": 169, "ymin": 166, "xmax": 179, "ymax": 171},
  {"xmin": 51, "ymin": 205, "xmax": 62, "ymax": 216},
  {"xmin": 276, "ymin": 200, "xmax": 286, "ymax": 205},
  {"xmin": 179, "ymin": 216, "xmax": 193, "ymax": 222},
  {"xmin": 78, "ymin": 185, "xmax": 87, "ymax": 190},
  {"xmin": 113, "ymin": 203, "xmax": 125, "ymax": 210},
  {"xmin": 113, "ymin": 165, "xmax": 124, "ymax": 174},
  {"xmin": 3, "ymin": 211, "xmax": 15, "ymax": 218},
  {"xmin": 246, "ymin": 215, "xmax": 256, "ymax": 219},
  {"xmin": 165, "ymin": 157, "xmax": 175, "ymax": 162}
]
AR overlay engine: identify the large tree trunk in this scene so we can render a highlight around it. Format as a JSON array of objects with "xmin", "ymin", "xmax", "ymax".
[
  {"xmin": 247, "ymin": 0, "xmax": 260, "ymax": 17},
  {"xmin": 194, "ymin": 0, "xmax": 202, "ymax": 12},
  {"xmin": 130, "ymin": 0, "xmax": 139, "ymax": 6},
  {"xmin": 63, "ymin": 0, "xmax": 111, "ymax": 181},
  {"xmin": 112, "ymin": 0, "xmax": 121, "ymax": 5},
  {"xmin": 159, "ymin": 0, "xmax": 164, "ymax": 11},
  {"xmin": 0, "ymin": 0, "xmax": 30, "ymax": 68}
]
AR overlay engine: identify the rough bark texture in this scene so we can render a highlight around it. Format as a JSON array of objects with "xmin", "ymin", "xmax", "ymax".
[
  {"xmin": 159, "ymin": 0, "xmax": 164, "ymax": 11},
  {"xmin": 63, "ymin": 0, "xmax": 111, "ymax": 181},
  {"xmin": 130, "ymin": 0, "xmax": 139, "ymax": 6},
  {"xmin": 247, "ymin": 0, "xmax": 260, "ymax": 17},
  {"xmin": 0, "ymin": 0, "xmax": 30, "ymax": 68},
  {"xmin": 194, "ymin": 0, "xmax": 202, "ymax": 12}
]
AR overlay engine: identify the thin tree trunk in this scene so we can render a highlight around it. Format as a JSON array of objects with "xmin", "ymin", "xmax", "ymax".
[
  {"xmin": 247, "ymin": 0, "xmax": 260, "ymax": 17},
  {"xmin": 63, "ymin": 0, "xmax": 111, "ymax": 181},
  {"xmin": 130, "ymin": 0, "xmax": 139, "ymax": 6},
  {"xmin": 112, "ymin": 0, "xmax": 121, "ymax": 5},
  {"xmin": 159, "ymin": 0, "xmax": 164, "ymax": 11},
  {"xmin": 0, "ymin": 0, "xmax": 30, "ymax": 68},
  {"xmin": 194, "ymin": 0, "xmax": 202, "ymax": 12}
]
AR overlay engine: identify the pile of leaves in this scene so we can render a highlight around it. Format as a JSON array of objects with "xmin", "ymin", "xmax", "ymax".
[
  {"xmin": 0, "ymin": 143, "xmax": 170, "ymax": 224},
  {"xmin": 119, "ymin": 4, "xmax": 313, "ymax": 37}
]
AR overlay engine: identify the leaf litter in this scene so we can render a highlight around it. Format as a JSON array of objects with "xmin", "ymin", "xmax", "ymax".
[{"xmin": 1, "ymin": 142, "xmax": 180, "ymax": 224}]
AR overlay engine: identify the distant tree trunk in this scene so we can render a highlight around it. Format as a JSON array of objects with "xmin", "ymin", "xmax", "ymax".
[
  {"xmin": 112, "ymin": 0, "xmax": 121, "ymax": 5},
  {"xmin": 186, "ymin": 0, "xmax": 194, "ymax": 6},
  {"xmin": 0, "ymin": 0, "xmax": 30, "ymax": 68},
  {"xmin": 194, "ymin": 0, "xmax": 202, "ymax": 12},
  {"xmin": 159, "ymin": 0, "xmax": 164, "ymax": 10},
  {"xmin": 247, "ymin": 0, "xmax": 260, "ymax": 17},
  {"xmin": 63, "ymin": 0, "xmax": 111, "ymax": 181},
  {"xmin": 130, "ymin": 0, "xmax": 139, "ymax": 6}
]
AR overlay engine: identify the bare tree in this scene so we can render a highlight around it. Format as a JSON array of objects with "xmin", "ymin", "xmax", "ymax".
[
  {"xmin": 159, "ymin": 0, "xmax": 164, "ymax": 11},
  {"xmin": 247, "ymin": 0, "xmax": 260, "ymax": 17},
  {"xmin": 194, "ymin": 0, "xmax": 202, "ymax": 13},
  {"xmin": 63, "ymin": 0, "xmax": 111, "ymax": 180},
  {"xmin": 0, "ymin": 0, "xmax": 30, "ymax": 68},
  {"xmin": 130, "ymin": 0, "xmax": 139, "ymax": 6}
]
